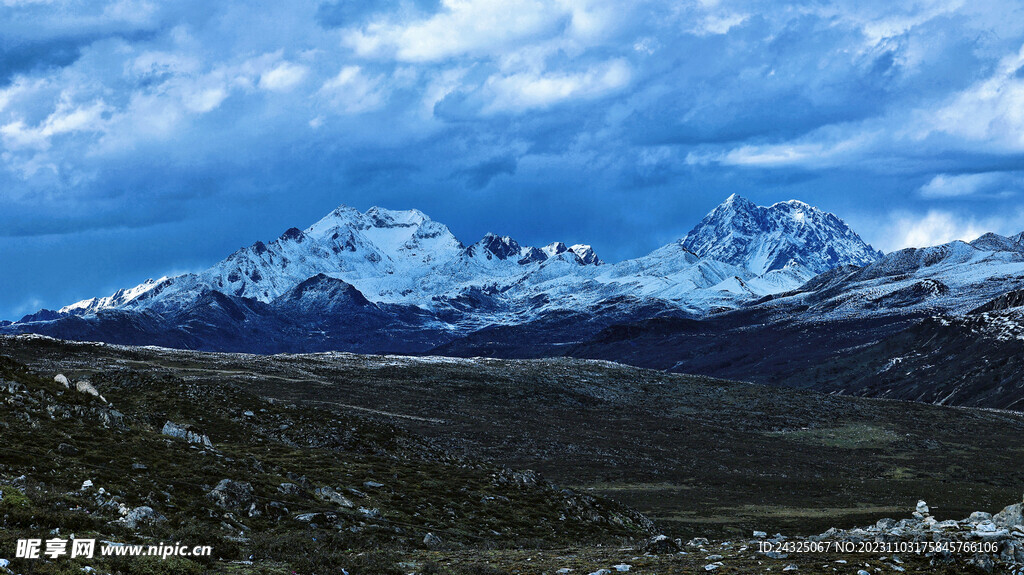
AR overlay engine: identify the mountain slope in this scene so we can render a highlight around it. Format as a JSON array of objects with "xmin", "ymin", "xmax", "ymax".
[{"xmin": 681, "ymin": 194, "xmax": 883, "ymax": 275}]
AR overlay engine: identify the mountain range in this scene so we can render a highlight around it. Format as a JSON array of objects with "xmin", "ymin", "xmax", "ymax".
[{"xmin": 7, "ymin": 195, "xmax": 1024, "ymax": 409}]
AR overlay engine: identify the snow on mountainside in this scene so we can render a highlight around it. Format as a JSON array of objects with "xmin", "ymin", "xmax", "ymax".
[
  {"xmin": 759, "ymin": 231, "xmax": 1024, "ymax": 318},
  {"xmin": 46, "ymin": 196, "xmax": 884, "ymax": 326},
  {"xmin": 681, "ymin": 194, "xmax": 883, "ymax": 276}
]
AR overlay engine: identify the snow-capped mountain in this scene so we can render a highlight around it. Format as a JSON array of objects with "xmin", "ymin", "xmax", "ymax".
[
  {"xmin": 8, "ymin": 194, "xmax": 893, "ymax": 353},
  {"xmin": 681, "ymin": 194, "xmax": 883, "ymax": 276},
  {"xmin": 49, "ymin": 195, "xmax": 881, "ymax": 325},
  {"xmin": 760, "ymin": 232, "xmax": 1024, "ymax": 318}
]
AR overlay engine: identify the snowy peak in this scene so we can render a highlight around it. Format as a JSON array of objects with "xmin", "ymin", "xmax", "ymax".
[
  {"xmin": 569, "ymin": 244, "xmax": 601, "ymax": 265},
  {"xmin": 466, "ymin": 234, "xmax": 522, "ymax": 261},
  {"xmin": 680, "ymin": 195, "xmax": 883, "ymax": 276},
  {"xmin": 464, "ymin": 235, "xmax": 601, "ymax": 266}
]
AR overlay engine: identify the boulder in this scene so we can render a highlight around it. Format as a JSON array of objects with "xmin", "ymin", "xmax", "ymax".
[
  {"xmin": 114, "ymin": 506, "xmax": 164, "ymax": 529},
  {"xmin": 993, "ymin": 502, "xmax": 1023, "ymax": 529},
  {"xmin": 423, "ymin": 532, "xmax": 443, "ymax": 549},
  {"xmin": 162, "ymin": 421, "xmax": 213, "ymax": 448},
  {"xmin": 54, "ymin": 374, "xmax": 70, "ymax": 388},
  {"xmin": 277, "ymin": 483, "xmax": 301, "ymax": 495},
  {"xmin": 207, "ymin": 479, "xmax": 255, "ymax": 511},
  {"xmin": 644, "ymin": 534, "xmax": 681, "ymax": 554},
  {"xmin": 314, "ymin": 486, "xmax": 354, "ymax": 508}
]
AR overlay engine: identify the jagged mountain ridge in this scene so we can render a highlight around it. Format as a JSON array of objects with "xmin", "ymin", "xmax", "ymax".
[
  {"xmin": 42, "ymin": 196, "xmax": 883, "ymax": 327},
  {"xmin": 681, "ymin": 194, "xmax": 883, "ymax": 276}
]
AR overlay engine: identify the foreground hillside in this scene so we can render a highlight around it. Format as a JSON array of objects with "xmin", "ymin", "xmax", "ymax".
[
  {"xmin": 3, "ymin": 335, "xmax": 1023, "ymax": 543},
  {"xmin": 0, "ymin": 340, "xmax": 654, "ymax": 574}
]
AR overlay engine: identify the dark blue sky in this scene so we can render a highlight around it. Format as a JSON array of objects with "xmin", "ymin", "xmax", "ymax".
[{"xmin": 4, "ymin": 0, "xmax": 1024, "ymax": 320}]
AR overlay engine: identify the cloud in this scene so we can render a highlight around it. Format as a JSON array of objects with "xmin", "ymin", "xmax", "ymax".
[
  {"xmin": 456, "ymin": 154, "xmax": 517, "ymax": 189},
  {"xmin": 318, "ymin": 65, "xmax": 387, "ymax": 112},
  {"xmin": 918, "ymin": 172, "xmax": 1021, "ymax": 199},
  {"xmin": 343, "ymin": 0, "xmax": 612, "ymax": 62},
  {"xmin": 258, "ymin": 61, "xmax": 308, "ymax": 92},
  {"xmin": 877, "ymin": 209, "xmax": 1024, "ymax": 251},
  {"xmin": 483, "ymin": 58, "xmax": 631, "ymax": 113}
]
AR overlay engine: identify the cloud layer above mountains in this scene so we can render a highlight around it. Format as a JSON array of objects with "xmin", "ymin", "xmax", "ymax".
[{"xmin": 4, "ymin": 0, "xmax": 1024, "ymax": 318}]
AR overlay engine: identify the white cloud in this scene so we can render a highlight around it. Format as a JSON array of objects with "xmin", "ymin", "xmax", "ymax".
[
  {"xmin": 258, "ymin": 62, "xmax": 309, "ymax": 92},
  {"xmin": 687, "ymin": 129, "xmax": 879, "ymax": 168},
  {"xmin": 876, "ymin": 210, "xmax": 1024, "ymax": 251},
  {"xmin": 1, "ymin": 98, "xmax": 108, "ymax": 151},
  {"xmin": 924, "ymin": 44, "xmax": 1024, "ymax": 151},
  {"xmin": 319, "ymin": 66, "xmax": 386, "ymax": 113},
  {"xmin": 690, "ymin": 12, "xmax": 748, "ymax": 36},
  {"xmin": 483, "ymin": 58, "xmax": 631, "ymax": 113},
  {"xmin": 918, "ymin": 172, "xmax": 1020, "ymax": 198},
  {"xmin": 344, "ymin": 0, "xmax": 617, "ymax": 62}
]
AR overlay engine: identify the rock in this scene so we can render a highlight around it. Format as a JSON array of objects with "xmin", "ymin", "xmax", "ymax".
[
  {"xmin": 975, "ymin": 520, "xmax": 997, "ymax": 533},
  {"xmin": 966, "ymin": 552, "xmax": 995, "ymax": 572},
  {"xmin": 916, "ymin": 500, "xmax": 930, "ymax": 515},
  {"xmin": 243, "ymin": 410, "xmax": 254, "ymax": 417},
  {"xmin": 161, "ymin": 421, "xmax": 214, "ymax": 448},
  {"xmin": 687, "ymin": 537, "xmax": 710, "ymax": 547},
  {"xmin": 207, "ymin": 479, "xmax": 255, "ymax": 511},
  {"xmin": 556, "ymin": 570, "xmax": 572, "ymax": 575},
  {"xmin": 753, "ymin": 530, "xmax": 767, "ymax": 539},
  {"xmin": 54, "ymin": 374, "xmax": 70, "ymax": 388},
  {"xmin": 114, "ymin": 506, "xmax": 164, "ymax": 529},
  {"xmin": 858, "ymin": 571, "xmax": 870, "ymax": 575},
  {"xmin": 613, "ymin": 565, "xmax": 631, "ymax": 572},
  {"xmin": 994, "ymin": 502, "xmax": 1023, "ymax": 529},
  {"xmin": 131, "ymin": 463, "xmax": 147, "ymax": 470},
  {"xmin": 970, "ymin": 511, "xmax": 993, "ymax": 523},
  {"xmin": 75, "ymin": 380, "xmax": 106, "ymax": 402},
  {"xmin": 363, "ymin": 480, "xmax": 384, "ymax": 489},
  {"xmin": 81, "ymin": 479, "xmax": 94, "ymax": 490},
  {"xmin": 314, "ymin": 486, "xmax": 354, "ymax": 508},
  {"xmin": 1002, "ymin": 539, "xmax": 1024, "ymax": 564},
  {"xmin": 783, "ymin": 565, "xmax": 798, "ymax": 571},
  {"xmin": 57, "ymin": 443, "xmax": 78, "ymax": 455},
  {"xmin": 644, "ymin": 534, "xmax": 682, "ymax": 554},
  {"xmin": 358, "ymin": 507, "xmax": 380, "ymax": 519},
  {"xmin": 277, "ymin": 483, "xmax": 301, "ymax": 495},
  {"xmin": 706, "ymin": 554, "xmax": 722, "ymax": 561},
  {"xmin": 588, "ymin": 570, "xmax": 610, "ymax": 575},
  {"xmin": 423, "ymin": 532, "xmax": 443, "ymax": 549},
  {"xmin": 0, "ymin": 558, "xmax": 9, "ymax": 569},
  {"xmin": 703, "ymin": 564, "xmax": 722, "ymax": 571},
  {"xmin": 875, "ymin": 518, "xmax": 895, "ymax": 530}
]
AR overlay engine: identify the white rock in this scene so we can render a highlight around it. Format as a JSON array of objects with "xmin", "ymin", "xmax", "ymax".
[
  {"xmin": 81, "ymin": 480, "xmax": 93, "ymax": 490},
  {"xmin": 54, "ymin": 374, "xmax": 70, "ymax": 388},
  {"xmin": 916, "ymin": 500, "xmax": 929, "ymax": 515},
  {"xmin": 753, "ymin": 530, "xmax": 767, "ymax": 538},
  {"xmin": 783, "ymin": 565, "xmax": 798, "ymax": 571},
  {"xmin": 613, "ymin": 566, "xmax": 630, "ymax": 573}
]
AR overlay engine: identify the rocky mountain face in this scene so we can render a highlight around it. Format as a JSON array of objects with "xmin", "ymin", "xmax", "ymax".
[{"xmin": 681, "ymin": 194, "xmax": 882, "ymax": 276}]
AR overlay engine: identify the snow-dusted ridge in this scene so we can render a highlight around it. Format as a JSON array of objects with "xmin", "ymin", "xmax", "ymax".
[{"xmin": 49, "ymin": 196, "xmax": 883, "ymax": 325}]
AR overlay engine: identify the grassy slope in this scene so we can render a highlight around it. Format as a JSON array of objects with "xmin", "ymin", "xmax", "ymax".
[
  {"xmin": 4, "ymin": 335, "xmax": 1023, "ymax": 545},
  {"xmin": 0, "ymin": 348, "xmax": 651, "ymax": 575}
]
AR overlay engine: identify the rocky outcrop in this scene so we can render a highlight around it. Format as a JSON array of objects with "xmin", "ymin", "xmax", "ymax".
[
  {"xmin": 206, "ymin": 479, "xmax": 255, "ymax": 512},
  {"xmin": 161, "ymin": 421, "xmax": 213, "ymax": 448}
]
